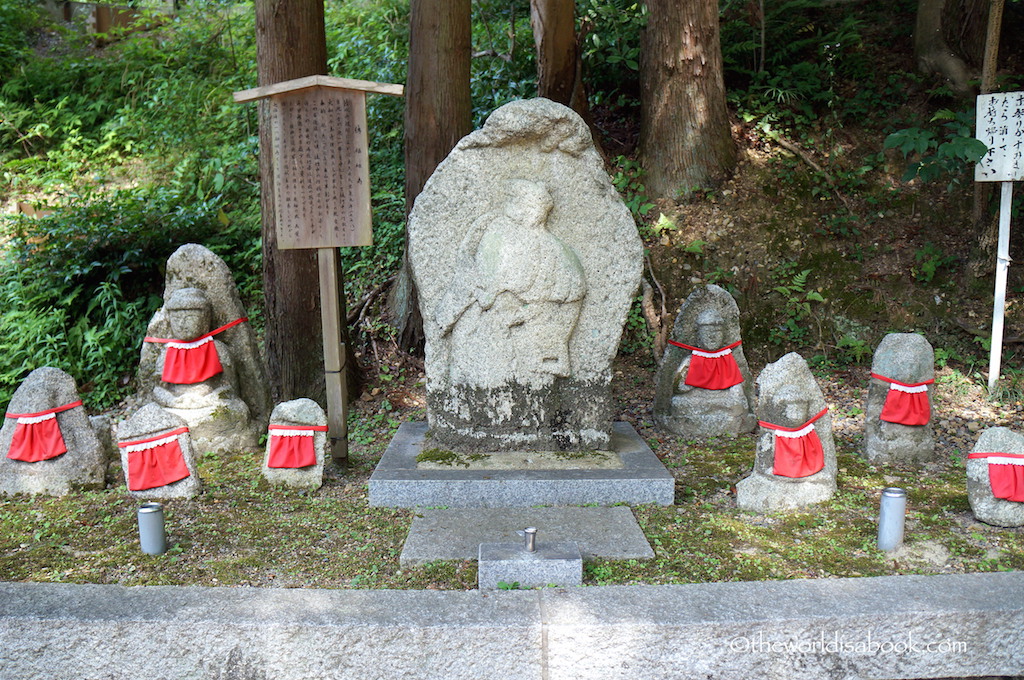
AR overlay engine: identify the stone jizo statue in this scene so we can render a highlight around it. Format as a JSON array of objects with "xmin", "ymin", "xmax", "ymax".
[
  {"xmin": 654, "ymin": 285, "xmax": 755, "ymax": 438},
  {"xmin": 0, "ymin": 367, "xmax": 105, "ymax": 496},
  {"xmin": 967, "ymin": 427, "xmax": 1024, "ymax": 527},
  {"xmin": 864, "ymin": 333, "xmax": 935, "ymax": 464},
  {"xmin": 736, "ymin": 353, "xmax": 836, "ymax": 512}
]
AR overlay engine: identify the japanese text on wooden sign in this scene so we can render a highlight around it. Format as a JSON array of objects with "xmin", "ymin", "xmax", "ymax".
[
  {"xmin": 976, "ymin": 91, "xmax": 1024, "ymax": 182},
  {"xmin": 269, "ymin": 87, "xmax": 372, "ymax": 249}
]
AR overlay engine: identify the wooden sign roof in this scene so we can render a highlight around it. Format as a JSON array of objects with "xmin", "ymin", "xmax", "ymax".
[{"xmin": 233, "ymin": 75, "xmax": 404, "ymax": 103}]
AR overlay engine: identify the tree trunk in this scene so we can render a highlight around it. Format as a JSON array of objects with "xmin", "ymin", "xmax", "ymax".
[
  {"xmin": 530, "ymin": 0, "xmax": 588, "ymax": 114},
  {"xmin": 255, "ymin": 0, "xmax": 334, "ymax": 403},
  {"xmin": 391, "ymin": 0, "xmax": 472, "ymax": 352},
  {"xmin": 915, "ymin": 0, "xmax": 975, "ymax": 96},
  {"xmin": 638, "ymin": 0, "xmax": 736, "ymax": 199}
]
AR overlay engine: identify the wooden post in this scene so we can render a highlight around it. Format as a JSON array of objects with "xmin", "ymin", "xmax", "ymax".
[{"xmin": 318, "ymin": 247, "xmax": 349, "ymax": 463}]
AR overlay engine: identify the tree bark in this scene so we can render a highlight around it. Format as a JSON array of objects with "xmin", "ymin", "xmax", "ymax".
[
  {"xmin": 530, "ymin": 0, "xmax": 588, "ymax": 115},
  {"xmin": 638, "ymin": 0, "xmax": 736, "ymax": 199},
  {"xmin": 255, "ymin": 0, "xmax": 331, "ymax": 403},
  {"xmin": 391, "ymin": 0, "xmax": 472, "ymax": 352},
  {"xmin": 915, "ymin": 0, "xmax": 976, "ymax": 96}
]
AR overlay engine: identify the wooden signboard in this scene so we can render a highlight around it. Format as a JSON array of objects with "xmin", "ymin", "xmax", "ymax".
[
  {"xmin": 234, "ymin": 75, "xmax": 403, "ymax": 249},
  {"xmin": 234, "ymin": 75, "xmax": 403, "ymax": 462}
]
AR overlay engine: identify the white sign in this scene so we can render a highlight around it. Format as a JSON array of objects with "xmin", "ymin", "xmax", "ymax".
[{"xmin": 976, "ymin": 91, "xmax": 1024, "ymax": 182}]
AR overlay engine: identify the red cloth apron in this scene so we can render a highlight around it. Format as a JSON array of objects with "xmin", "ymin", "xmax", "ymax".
[
  {"xmin": 668, "ymin": 339, "xmax": 744, "ymax": 390},
  {"xmin": 118, "ymin": 427, "xmax": 191, "ymax": 491},
  {"xmin": 5, "ymin": 400, "xmax": 83, "ymax": 463},
  {"xmin": 872, "ymin": 373, "xmax": 933, "ymax": 426},
  {"xmin": 145, "ymin": 317, "xmax": 247, "ymax": 385},
  {"xmin": 759, "ymin": 407, "xmax": 829, "ymax": 478},
  {"xmin": 267, "ymin": 424, "xmax": 328, "ymax": 469},
  {"xmin": 968, "ymin": 451, "xmax": 1024, "ymax": 502}
]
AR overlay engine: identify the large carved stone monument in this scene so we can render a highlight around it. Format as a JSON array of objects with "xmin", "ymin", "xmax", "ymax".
[
  {"xmin": 408, "ymin": 98, "xmax": 642, "ymax": 452},
  {"xmin": 736, "ymin": 353, "xmax": 837, "ymax": 512},
  {"xmin": 967, "ymin": 427, "xmax": 1024, "ymax": 528},
  {"xmin": 864, "ymin": 333, "xmax": 935, "ymax": 464},
  {"xmin": 117, "ymin": 403, "xmax": 200, "ymax": 499},
  {"xmin": 0, "ymin": 367, "xmax": 105, "ymax": 496},
  {"xmin": 653, "ymin": 285, "xmax": 756, "ymax": 438},
  {"xmin": 137, "ymin": 244, "xmax": 269, "ymax": 454}
]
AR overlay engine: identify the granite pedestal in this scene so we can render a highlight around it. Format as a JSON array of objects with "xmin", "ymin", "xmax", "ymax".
[{"xmin": 369, "ymin": 422, "xmax": 675, "ymax": 508}]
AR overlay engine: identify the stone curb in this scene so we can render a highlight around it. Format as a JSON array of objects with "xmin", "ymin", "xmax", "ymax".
[{"xmin": 2, "ymin": 573, "xmax": 1023, "ymax": 679}]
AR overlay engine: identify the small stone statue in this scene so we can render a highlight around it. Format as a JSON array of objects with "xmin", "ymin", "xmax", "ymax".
[
  {"xmin": 262, "ymin": 399, "xmax": 327, "ymax": 490},
  {"xmin": 0, "ymin": 367, "xmax": 105, "ymax": 496},
  {"xmin": 736, "ymin": 353, "xmax": 837, "ymax": 512},
  {"xmin": 117, "ymin": 403, "xmax": 200, "ymax": 499},
  {"xmin": 967, "ymin": 427, "xmax": 1024, "ymax": 527},
  {"xmin": 146, "ymin": 287, "xmax": 257, "ymax": 454},
  {"xmin": 654, "ymin": 285, "xmax": 755, "ymax": 438},
  {"xmin": 136, "ymin": 244, "xmax": 270, "ymax": 454},
  {"xmin": 864, "ymin": 333, "xmax": 935, "ymax": 464}
]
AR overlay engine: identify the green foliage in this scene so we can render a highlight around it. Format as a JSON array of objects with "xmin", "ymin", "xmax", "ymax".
[
  {"xmin": 884, "ymin": 108, "xmax": 988, "ymax": 190},
  {"xmin": 0, "ymin": 0, "xmax": 44, "ymax": 77},
  {"xmin": 619, "ymin": 293, "xmax": 652, "ymax": 356},
  {"xmin": 610, "ymin": 156, "xmax": 655, "ymax": 225},
  {"xmin": 912, "ymin": 241, "xmax": 957, "ymax": 283},
  {"xmin": 0, "ymin": 186, "xmax": 253, "ymax": 411},
  {"xmin": 578, "ymin": 0, "xmax": 647, "ymax": 107},
  {"xmin": 768, "ymin": 263, "xmax": 826, "ymax": 346}
]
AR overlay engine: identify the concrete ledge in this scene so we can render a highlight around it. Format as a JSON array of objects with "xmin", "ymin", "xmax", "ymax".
[
  {"xmin": 368, "ymin": 421, "xmax": 675, "ymax": 508},
  {"xmin": 2, "ymin": 573, "xmax": 1023, "ymax": 679}
]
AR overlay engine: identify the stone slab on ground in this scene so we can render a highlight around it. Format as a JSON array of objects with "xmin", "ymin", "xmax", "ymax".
[
  {"xmin": 478, "ymin": 541, "xmax": 583, "ymax": 589},
  {"xmin": 369, "ymin": 421, "xmax": 674, "ymax": 508},
  {"xmin": 3, "ymin": 573, "xmax": 1024, "ymax": 679},
  {"xmin": 400, "ymin": 506, "xmax": 654, "ymax": 567}
]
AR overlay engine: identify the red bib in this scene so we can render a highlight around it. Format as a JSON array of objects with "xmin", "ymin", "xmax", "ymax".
[
  {"xmin": 760, "ymin": 407, "xmax": 829, "ymax": 478},
  {"xmin": 873, "ymin": 373, "xmax": 932, "ymax": 426},
  {"xmin": 118, "ymin": 427, "xmax": 191, "ymax": 492},
  {"xmin": 145, "ymin": 317, "xmax": 247, "ymax": 385},
  {"xmin": 267, "ymin": 425, "xmax": 328, "ymax": 469},
  {"xmin": 969, "ymin": 452, "xmax": 1024, "ymax": 502},
  {"xmin": 5, "ymin": 400, "xmax": 82, "ymax": 463},
  {"xmin": 668, "ymin": 339, "xmax": 744, "ymax": 390}
]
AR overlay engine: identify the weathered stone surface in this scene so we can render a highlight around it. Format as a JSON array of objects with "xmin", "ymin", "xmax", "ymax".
[
  {"xmin": 399, "ymin": 506, "xmax": 654, "ymax": 566},
  {"xmin": 0, "ymin": 367, "xmax": 104, "ymax": 496},
  {"xmin": 369, "ymin": 421, "xmax": 674, "ymax": 508},
  {"xmin": 408, "ymin": 98, "xmax": 642, "ymax": 452},
  {"xmin": 3, "ymin": 573, "xmax": 1024, "ymax": 680},
  {"xmin": 736, "ymin": 353, "xmax": 836, "ymax": 512},
  {"xmin": 136, "ymin": 244, "xmax": 269, "ymax": 454},
  {"xmin": 967, "ymin": 427, "xmax": 1024, "ymax": 527},
  {"xmin": 262, "ymin": 398, "xmax": 326, "ymax": 490},
  {"xmin": 478, "ymin": 540, "xmax": 583, "ymax": 589},
  {"xmin": 654, "ymin": 285, "xmax": 755, "ymax": 438},
  {"xmin": 117, "ymin": 403, "xmax": 200, "ymax": 499},
  {"xmin": 865, "ymin": 332, "xmax": 935, "ymax": 464}
]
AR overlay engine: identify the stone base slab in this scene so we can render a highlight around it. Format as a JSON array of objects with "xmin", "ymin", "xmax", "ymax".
[
  {"xmin": 369, "ymin": 422, "xmax": 675, "ymax": 508},
  {"xmin": 3, "ymin": 573, "xmax": 1024, "ymax": 679},
  {"xmin": 478, "ymin": 541, "xmax": 583, "ymax": 589},
  {"xmin": 399, "ymin": 506, "xmax": 654, "ymax": 567}
]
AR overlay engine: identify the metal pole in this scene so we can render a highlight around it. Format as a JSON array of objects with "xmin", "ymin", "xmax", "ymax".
[
  {"xmin": 318, "ymin": 247, "xmax": 349, "ymax": 464},
  {"xmin": 988, "ymin": 181, "xmax": 1013, "ymax": 394},
  {"xmin": 877, "ymin": 488, "xmax": 907, "ymax": 552},
  {"xmin": 137, "ymin": 502, "xmax": 167, "ymax": 555}
]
